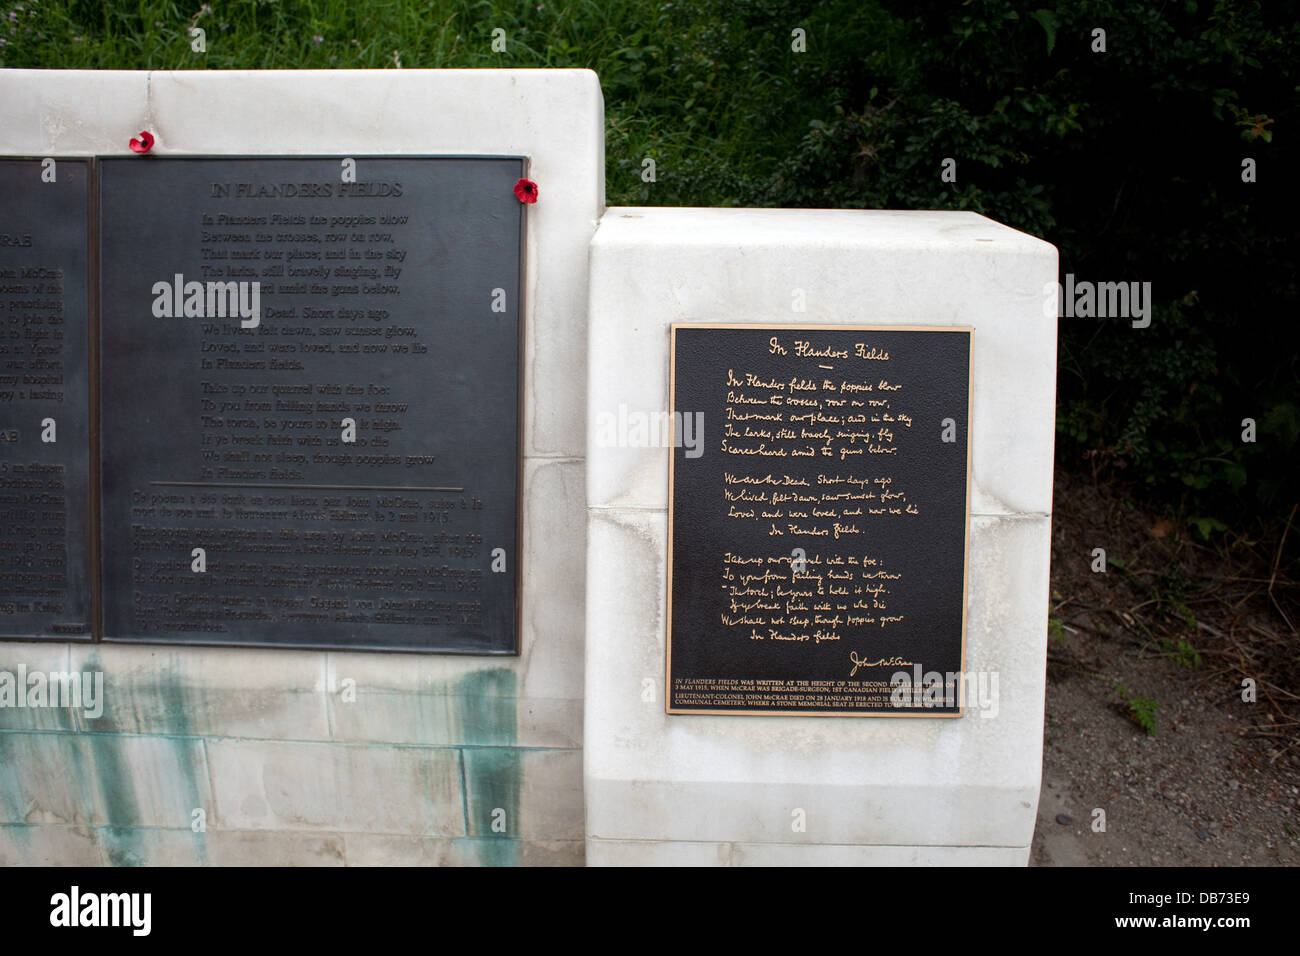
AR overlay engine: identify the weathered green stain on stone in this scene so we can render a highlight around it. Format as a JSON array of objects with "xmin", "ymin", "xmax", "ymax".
[
  {"xmin": 80, "ymin": 652, "xmax": 210, "ymax": 865},
  {"xmin": 82, "ymin": 733, "xmax": 140, "ymax": 830},
  {"xmin": 463, "ymin": 747, "xmax": 525, "ymax": 866},
  {"xmin": 457, "ymin": 668, "xmax": 522, "ymax": 866},
  {"xmin": 457, "ymin": 668, "xmax": 518, "ymax": 746},
  {"xmin": 3, "ymin": 657, "xmax": 534, "ymax": 865},
  {"xmin": 0, "ymin": 732, "xmax": 89, "ymax": 824}
]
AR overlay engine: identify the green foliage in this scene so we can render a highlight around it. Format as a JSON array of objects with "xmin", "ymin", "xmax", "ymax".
[
  {"xmin": 1115, "ymin": 682, "xmax": 1159, "ymax": 735},
  {"xmin": 2, "ymin": 0, "xmax": 1296, "ymax": 528},
  {"xmin": 1048, "ymin": 616, "xmax": 1065, "ymax": 644},
  {"xmin": 1160, "ymin": 636, "xmax": 1203, "ymax": 669},
  {"xmin": 1189, "ymin": 515, "xmax": 1228, "ymax": 541}
]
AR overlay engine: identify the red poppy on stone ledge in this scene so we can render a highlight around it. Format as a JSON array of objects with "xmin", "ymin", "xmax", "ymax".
[
  {"xmin": 513, "ymin": 178, "xmax": 538, "ymax": 203},
  {"xmin": 129, "ymin": 131, "xmax": 155, "ymax": 153}
]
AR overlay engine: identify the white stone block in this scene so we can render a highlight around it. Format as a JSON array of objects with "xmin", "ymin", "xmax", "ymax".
[
  {"xmin": 206, "ymin": 739, "xmax": 462, "ymax": 836},
  {"xmin": 0, "ymin": 732, "xmax": 211, "ymax": 829},
  {"xmin": 341, "ymin": 833, "xmax": 583, "ymax": 866},
  {"xmin": 0, "ymin": 734, "xmax": 87, "ymax": 825},
  {"xmin": 0, "ymin": 731, "xmax": 214, "ymax": 829},
  {"xmin": 516, "ymin": 457, "xmax": 587, "ymax": 706},
  {"xmin": 68, "ymin": 643, "xmax": 328, "ymax": 740},
  {"xmin": 0, "ymin": 824, "xmax": 102, "ymax": 866},
  {"xmin": 588, "ymin": 839, "xmax": 1029, "ymax": 867},
  {"xmin": 207, "ymin": 829, "xmax": 347, "ymax": 866},
  {"xmin": 585, "ymin": 208, "xmax": 1055, "ymax": 862},
  {"xmin": 0, "ymin": 69, "xmax": 600, "ymax": 863}
]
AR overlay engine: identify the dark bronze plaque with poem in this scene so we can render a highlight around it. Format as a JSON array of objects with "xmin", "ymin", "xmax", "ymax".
[
  {"xmin": 97, "ymin": 156, "xmax": 522, "ymax": 653},
  {"xmin": 667, "ymin": 324, "xmax": 971, "ymax": 715}
]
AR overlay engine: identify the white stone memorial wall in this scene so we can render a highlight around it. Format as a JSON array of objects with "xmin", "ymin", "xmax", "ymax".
[
  {"xmin": 0, "ymin": 69, "xmax": 602, "ymax": 866},
  {"xmin": 0, "ymin": 69, "xmax": 1058, "ymax": 867}
]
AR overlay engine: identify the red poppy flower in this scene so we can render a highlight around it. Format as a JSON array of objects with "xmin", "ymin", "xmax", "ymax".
[
  {"xmin": 513, "ymin": 178, "xmax": 538, "ymax": 203},
  {"xmin": 129, "ymin": 131, "xmax": 155, "ymax": 154}
]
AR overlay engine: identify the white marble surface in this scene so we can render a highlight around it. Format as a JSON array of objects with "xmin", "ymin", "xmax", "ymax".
[
  {"xmin": 585, "ymin": 208, "xmax": 1056, "ymax": 863},
  {"xmin": 588, "ymin": 840, "xmax": 1030, "ymax": 866}
]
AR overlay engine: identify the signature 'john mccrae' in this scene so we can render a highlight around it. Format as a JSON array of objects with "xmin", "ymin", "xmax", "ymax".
[{"xmin": 849, "ymin": 652, "xmax": 912, "ymax": 677}]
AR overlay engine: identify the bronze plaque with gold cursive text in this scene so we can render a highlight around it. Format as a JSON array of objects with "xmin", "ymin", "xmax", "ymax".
[{"xmin": 667, "ymin": 325, "xmax": 971, "ymax": 715}]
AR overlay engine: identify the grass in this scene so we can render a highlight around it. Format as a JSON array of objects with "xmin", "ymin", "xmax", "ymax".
[
  {"xmin": 1048, "ymin": 616, "xmax": 1064, "ymax": 645},
  {"xmin": 1114, "ymin": 682, "xmax": 1159, "ymax": 737},
  {"xmin": 1159, "ymin": 636, "xmax": 1202, "ymax": 670}
]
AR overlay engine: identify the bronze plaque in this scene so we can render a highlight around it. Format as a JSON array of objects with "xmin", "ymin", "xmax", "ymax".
[
  {"xmin": 0, "ymin": 158, "xmax": 93, "ymax": 641},
  {"xmin": 97, "ymin": 157, "xmax": 523, "ymax": 653},
  {"xmin": 667, "ymin": 325, "xmax": 971, "ymax": 715}
]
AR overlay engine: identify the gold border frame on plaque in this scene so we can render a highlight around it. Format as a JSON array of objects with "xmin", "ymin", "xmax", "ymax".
[{"xmin": 666, "ymin": 323, "xmax": 973, "ymax": 717}]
